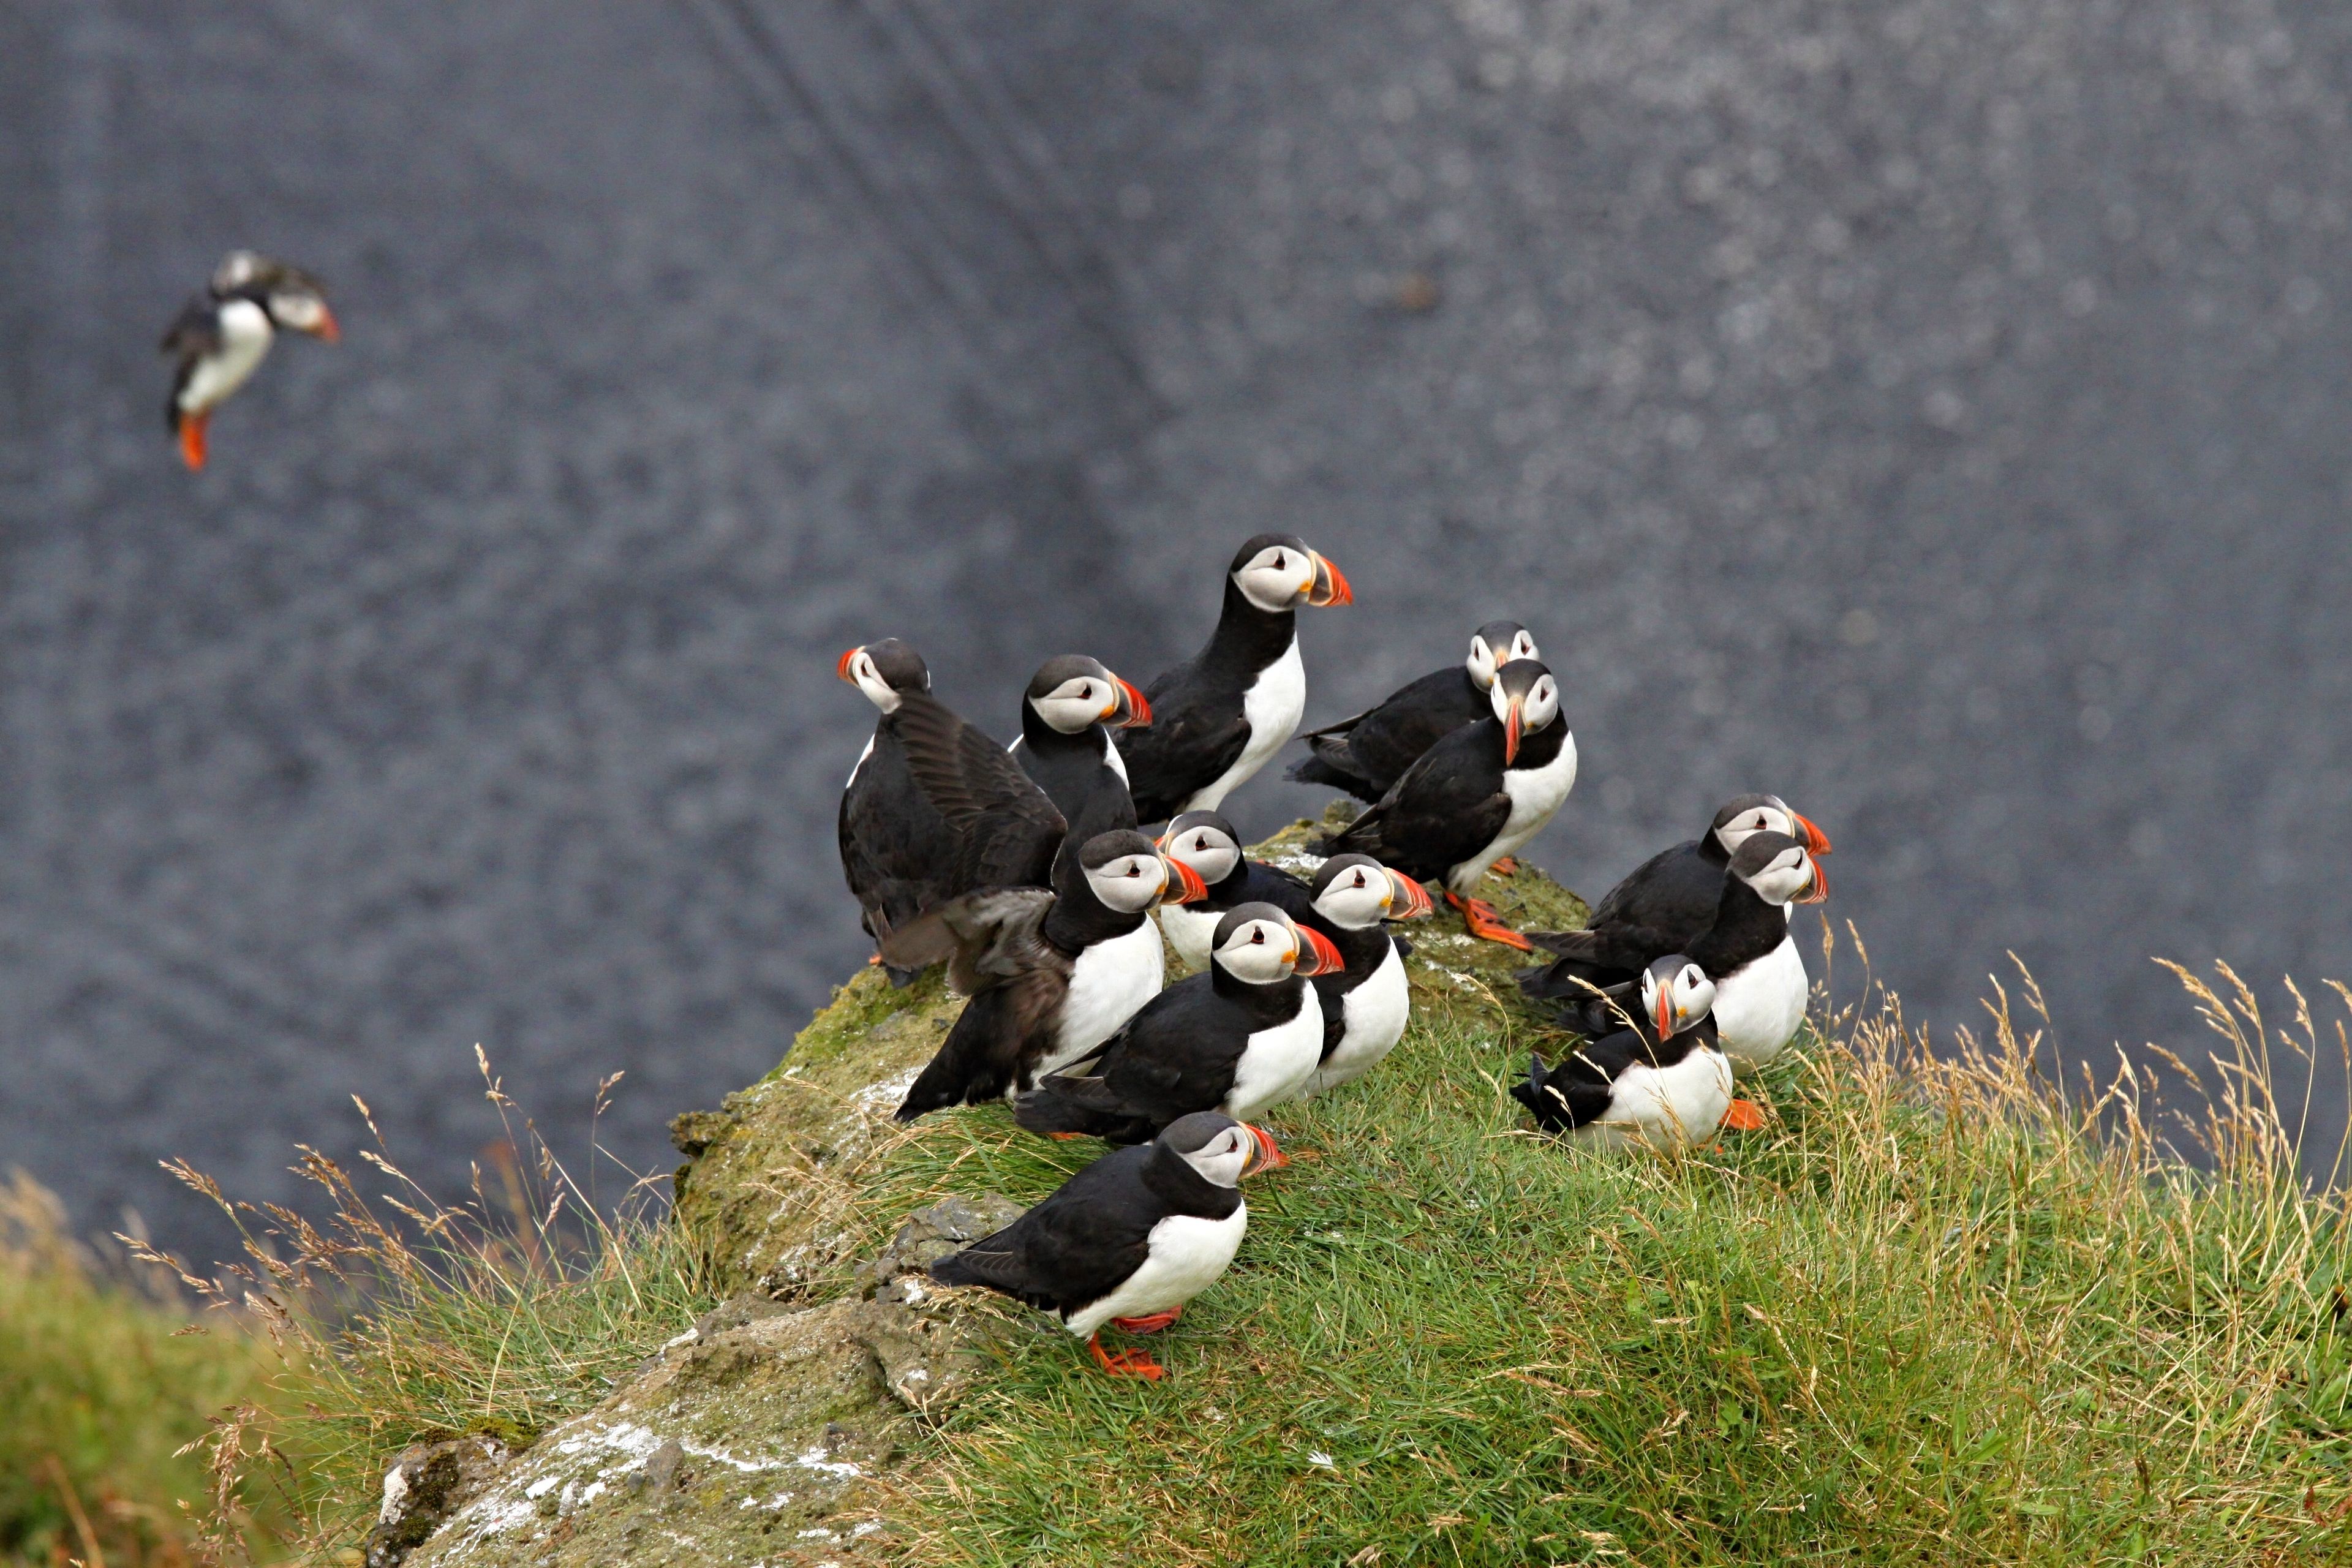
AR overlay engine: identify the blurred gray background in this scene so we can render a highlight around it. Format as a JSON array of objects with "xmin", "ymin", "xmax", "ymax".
[{"xmin": 3, "ymin": 0, "xmax": 2348, "ymax": 1256}]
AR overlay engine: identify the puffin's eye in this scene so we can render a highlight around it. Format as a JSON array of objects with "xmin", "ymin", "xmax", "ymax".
[
  {"xmin": 1250, "ymin": 929, "xmax": 1265, "ymax": 944},
  {"xmin": 1271, "ymin": 552, "xmax": 1286, "ymax": 571},
  {"xmin": 1078, "ymin": 684, "xmax": 1092, "ymax": 699}
]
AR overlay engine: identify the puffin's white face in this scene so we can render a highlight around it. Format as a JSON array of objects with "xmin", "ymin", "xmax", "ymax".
[
  {"xmin": 1466, "ymin": 628, "xmax": 1540, "ymax": 688},
  {"xmin": 842, "ymin": 649, "xmax": 905, "ymax": 714},
  {"xmin": 1742, "ymin": 845, "xmax": 1823, "ymax": 907},
  {"xmin": 1714, "ymin": 801, "xmax": 1795, "ymax": 854},
  {"xmin": 1162, "ymin": 822, "xmax": 1242, "ymax": 885},
  {"xmin": 1030, "ymin": 674, "xmax": 1118, "ymax": 736},
  {"xmin": 1312, "ymin": 861, "xmax": 1395, "ymax": 930},
  {"xmin": 1232, "ymin": 543, "xmax": 1318, "ymax": 612},
  {"xmin": 269, "ymin": 290, "xmax": 333, "ymax": 336},
  {"xmin": 1490, "ymin": 669, "xmax": 1561, "ymax": 733},
  {"xmin": 1640, "ymin": 960, "xmax": 1716, "ymax": 1038},
  {"xmin": 1178, "ymin": 1121, "xmax": 1256, "ymax": 1188},
  {"xmin": 1085, "ymin": 851, "xmax": 1173, "ymax": 914},
  {"xmin": 1213, "ymin": 913, "xmax": 1302, "ymax": 984}
]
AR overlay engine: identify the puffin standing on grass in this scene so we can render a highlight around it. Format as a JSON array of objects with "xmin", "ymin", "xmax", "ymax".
[
  {"xmin": 1120, "ymin": 534, "xmax": 1352, "ymax": 823},
  {"xmin": 1512, "ymin": 956, "xmax": 1735, "ymax": 1146},
  {"xmin": 1008, "ymin": 655, "xmax": 1153, "ymax": 840},
  {"xmin": 1294, "ymin": 854, "xmax": 1433, "ymax": 1097},
  {"xmin": 836, "ymin": 639, "xmax": 960, "ymax": 981},
  {"xmin": 1014, "ymin": 903, "xmax": 1341, "ymax": 1165},
  {"xmin": 1287, "ymin": 620, "xmax": 1540, "ymax": 802},
  {"xmin": 161, "ymin": 251, "xmax": 339, "ymax": 471},
  {"xmin": 1314, "ymin": 659, "xmax": 1575, "ymax": 950},
  {"xmin": 1525, "ymin": 831, "xmax": 1826, "ymax": 1077},
  {"xmin": 881, "ymin": 830, "xmax": 1207, "ymax": 1118},
  {"xmin": 1152, "ymin": 810, "xmax": 1316, "ymax": 972},
  {"xmin": 929, "ymin": 1113, "xmax": 1259, "ymax": 1380}
]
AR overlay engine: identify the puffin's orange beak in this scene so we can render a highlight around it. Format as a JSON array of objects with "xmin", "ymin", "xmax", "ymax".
[
  {"xmin": 1114, "ymin": 677, "xmax": 1152, "ymax": 728},
  {"xmin": 1161, "ymin": 856, "xmax": 1208, "ymax": 905},
  {"xmin": 1306, "ymin": 551, "xmax": 1352, "ymax": 608},
  {"xmin": 311, "ymin": 306, "xmax": 341, "ymax": 344},
  {"xmin": 1294, "ymin": 925, "xmax": 1346, "ymax": 976},
  {"xmin": 1385, "ymin": 870, "xmax": 1434, "ymax": 918},
  {"xmin": 1798, "ymin": 859, "xmax": 1830, "ymax": 904},
  {"xmin": 836, "ymin": 647, "xmax": 860, "ymax": 682},
  {"xmin": 1502, "ymin": 695, "xmax": 1524, "ymax": 766},
  {"xmin": 1654, "ymin": 989, "xmax": 1678, "ymax": 1039},
  {"xmin": 1795, "ymin": 812, "xmax": 1833, "ymax": 856}
]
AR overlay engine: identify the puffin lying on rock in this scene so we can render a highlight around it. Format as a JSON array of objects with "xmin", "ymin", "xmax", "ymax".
[
  {"xmin": 929, "ymin": 1112, "xmax": 1260, "ymax": 1380},
  {"xmin": 160, "ymin": 251, "xmax": 338, "ymax": 472},
  {"xmin": 1287, "ymin": 620, "xmax": 1540, "ymax": 802}
]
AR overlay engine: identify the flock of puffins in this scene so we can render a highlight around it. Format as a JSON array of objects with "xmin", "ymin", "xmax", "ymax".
[
  {"xmin": 154, "ymin": 254, "xmax": 1833, "ymax": 1381},
  {"xmin": 837, "ymin": 537, "xmax": 1831, "ymax": 1381}
]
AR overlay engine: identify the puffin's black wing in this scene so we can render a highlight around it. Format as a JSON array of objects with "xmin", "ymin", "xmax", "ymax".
[
  {"xmin": 879, "ymin": 888, "xmax": 1057, "ymax": 995},
  {"xmin": 1586, "ymin": 839, "xmax": 1724, "ymax": 951},
  {"xmin": 839, "ymin": 726, "xmax": 960, "ymax": 959},
  {"xmin": 1317, "ymin": 725, "xmax": 1511, "ymax": 886},
  {"xmin": 929, "ymin": 1146, "xmax": 1159, "ymax": 1313},
  {"xmin": 891, "ymin": 693, "xmax": 1068, "ymax": 889},
  {"xmin": 1120, "ymin": 666, "xmax": 1251, "ymax": 823},
  {"xmin": 1511, "ymin": 1027, "xmax": 1657, "ymax": 1133},
  {"xmin": 1016, "ymin": 976, "xmax": 1242, "ymax": 1140},
  {"xmin": 1320, "ymin": 667, "xmax": 1483, "ymax": 796},
  {"xmin": 159, "ymin": 298, "xmax": 221, "ymax": 360}
]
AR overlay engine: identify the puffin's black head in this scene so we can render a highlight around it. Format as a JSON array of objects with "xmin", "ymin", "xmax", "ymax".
[
  {"xmin": 1157, "ymin": 1112, "xmax": 1256, "ymax": 1188},
  {"xmin": 1487, "ymin": 659, "xmax": 1561, "ymax": 765},
  {"xmin": 213, "ymin": 251, "xmax": 338, "ymax": 341},
  {"xmin": 1228, "ymin": 534, "xmax": 1352, "ymax": 612},
  {"xmin": 1210, "ymin": 902, "xmax": 1341, "ymax": 982},
  {"xmin": 1308, "ymin": 853, "xmax": 1433, "ymax": 930},
  {"xmin": 1156, "ymin": 811, "xmax": 1243, "ymax": 888},
  {"xmin": 1025, "ymin": 655, "xmax": 1151, "ymax": 734},
  {"xmin": 1076, "ymin": 829, "xmax": 1203, "ymax": 911},
  {"xmin": 1709, "ymin": 794, "xmax": 1832, "ymax": 858},
  {"xmin": 1467, "ymin": 621, "xmax": 1539, "ymax": 689},
  {"xmin": 836, "ymin": 639, "xmax": 930, "ymax": 713},
  {"xmin": 1728, "ymin": 831, "xmax": 1826, "ymax": 907},
  {"xmin": 1638, "ymin": 955, "xmax": 1716, "ymax": 1040}
]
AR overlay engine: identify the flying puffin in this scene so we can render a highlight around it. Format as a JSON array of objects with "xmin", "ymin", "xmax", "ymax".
[
  {"xmin": 1294, "ymin": 853, "xmax": 1433, "ymax": 1097},
  {"xmin": 1577, "ymin": 794, "xmax": 1831, "ymax": 961},
  {"xmin": 835, "ymin": 639, "xmax": 960, "ymax": 981},
  {"xmin": 1286, "ymin": 620, "xmax": 1540, "ymax": 803},
  {"xmin": 1510, "ymin": 956, "xmax": 1736, "ymax": 1146},
  {"xmin": 1120, "ymin": 534, "xmax": 1352, "ymax": 823},
  {"xmin": 929, "ymin": 1112, "xmax": 1259, "ymax": 1380},
  {"xmin": 1014, "ymin": 903, "xmax": 1341, "ymax": 1163},
  {"xmin": 1152, "ymin": 810, "xmax": 1317, "ymax": 973},
  {"xmin": 1314, "ymin": 659, "xmax": 1575, "ymax": 950},
  {"xmin": 1525, "ymin": 831, "xmax": 1826, "ymax": 1075},
  {"xmin": 880, "ymin": 829, "xmax": 1207, "ymax": 1119},
  {"xmin": 1007, "ymin": 655, "xmax": 1152, "ymax": 840},
  {"xmin": 160, "ymin": 251, "xmax": 338, "ymax": 472}
]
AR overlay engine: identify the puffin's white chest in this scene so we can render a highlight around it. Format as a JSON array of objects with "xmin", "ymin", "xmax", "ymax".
[
  {"xmin": 1182, "ymin": 636, "xmax": 1304, "ymax": 813},
  {"xmin": 1064, "ymin": 1203, "xmax": 1247, "ymax": 1339},
  {"xmin": 1103, "ymin": 735, "xmax": 1129, "ymax": 783},
  {"xmin": 1447, "ymin": 731, "xmax": 1578, "ymax": 891},
  {"xmin": 1156, "ymin": 902, "xmax": 1220, "ymax": 971},
  {"xmin": 1571, "ymin": 1045, "xmax": 1733, "ymax": 1148},
  {"xmin": 1222, "ymin": 986, "xmax": 1324, "ymax": 1120},
  {"xmin": 1042, "ymin": 921, "xmax": 1164, "ymax": 1079},
  {"xmin": 846, "ymin": 733, "xmax": 876, "ymax": 790},
  {"xmin": 180, "ymin": 299, "xmax": 274, "ymax": 413},
  {"xmin": 1302, "ymin": 941, "xmax": 1410, "ymax": 1096},
  {"xmin": 1710, "ymin": 934, "xmax": 1809, "ymax": 1072}
]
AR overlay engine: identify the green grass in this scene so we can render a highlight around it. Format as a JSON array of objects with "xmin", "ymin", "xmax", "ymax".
[
  {"xmin": 0, "ymin": 1172, "xmax": 287, "ymax": 1568},
  {"xmin": 844, "ymin": 948, "xmax": 2352, "ymax": 1566}
]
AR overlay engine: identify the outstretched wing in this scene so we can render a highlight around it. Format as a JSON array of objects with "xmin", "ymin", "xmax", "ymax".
[
  {"xmin": 879, "ymin": 888, "xmax": 1057, "ymax": 995},
  {"xmin": 159, "ymin": 297, "xmax": 221, "ymax": 360},
  {"xmin": 891, "ymin": 693, "xmax": 1067, "ymax": 888}
]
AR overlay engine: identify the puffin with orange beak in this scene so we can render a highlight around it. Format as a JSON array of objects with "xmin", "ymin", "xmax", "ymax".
[
  {"xmin": 1511, "ymin": 956, "xmax": 1735, "ymax": 1147},
  {"xmin": 1120, "ymin": 533, "xmax": 1352, "ymax": 823},
  {"xmin": 882, "ymin": 829, "xmax": 1210, "ymax": 1118},
  {"xmin": 1015, "ymin": 903, "xmax": 1344, "ymax": 1164},
  {"xmin": 1009, "ymin": 655, "xmax": 1153, "ymax": 839},
  {"xmin": 835, "ymin": 638, "xmax": 962, "ymax": 982},
  {"xmin": 160, "ymin": 251, "xmax": 339, "ymax": 472},
  {"xmin": 1315, "ymin": 659, "xmax": 1576, "ymax": 949}
]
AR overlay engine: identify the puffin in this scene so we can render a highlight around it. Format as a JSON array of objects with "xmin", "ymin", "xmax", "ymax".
[
  {"xmin": 1525, "ymin": 831, "xmax": 1826, "ymax": 1075},
  {"xmin": 1286, "ymin": 620, "xmax": 1540, "ymax": 803},
  {"xmin": 1007, "ymin": 655, "xmax": 1152, "ymax": 840},
  {"xmin": 1510, "ymin": 956, "xmax": 1736, "ymax": 1146},
  {"xmin": 160, "ymin": 251, "xmax": 339, "ymax": 472},
  {"xmin": 1152, "ymin": 810, "xmax": 1319, "ymax": 973},
  {"xmin": 928, "ymin": 1112, "xmax": 1259, "ymax": 1380},
  {"xmin": 1120, "ymin": 534, "xmax": 1352, "ymax": 823},
  {"xmin": 1578, "ymin": 794, "xmax": 1831, "ymax": 960},
  {"xmin": 881, "ymin": 829, "xmax": 1207, "ymax": 1119},
  {"xmin": 1294, "ymin": 853, "xmax": 1433, "ymax": 1098},
  {"xmin": 1314, "ymin": 659, "xmax": 1576, "ymax": 950},
  {"xmin": 1013, "ymin": 903, "xmax": 1342, "ymax": 1163},
  {"xmin": 836, "ymin": 639, "xmax": 962, "ymax": 982}
]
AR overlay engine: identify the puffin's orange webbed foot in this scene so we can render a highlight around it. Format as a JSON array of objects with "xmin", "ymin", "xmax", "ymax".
[
  {"xmin": 1446, "ymin": 892, "xmax": 1534, "ymax": 951},
  {"xmin": 176, "ymin": 413, "xmax": 209, "ymax": 472},
  {"xmin": 1489, "ymin": 857, "xmax": 1519, "ymax": 877},
  {"xmin": 1088, "ymin": 1335, "xmax": 1166, "ymax": 1379},
  {"xmin": 1110, "ymin": 1306, "xmax": 1182, "ymax": 1333},
  {"xmin": 1723, "ymin": 1098, "xmax": 1767, "ymax": 1133},
  {"xmin": 1046, "ymin": 1131, "xmax": 1088, "ymax": 1142}
]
